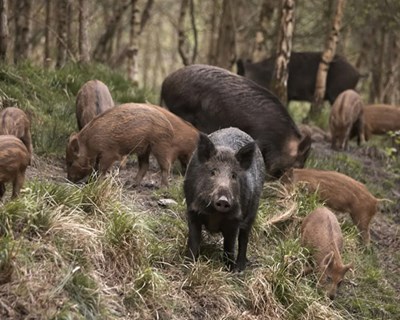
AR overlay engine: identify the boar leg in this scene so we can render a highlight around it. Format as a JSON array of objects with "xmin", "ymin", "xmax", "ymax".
[
  {"xmin": 134, "ymin": 148, "xmax": 151, "ymax": 185},
  {"xmin": 11, "ymin": 172, "xmax": 26, "ymax": 199},
  {"xmin": 352, "ymin": 213, "xmax": 371, "ymax": 245},
  {"xmin": 98, "ymin": 153, "xmax": 119, "ymax": 175},
  {"xmin": 152, "ymin": 150, "xmax": 171, "ymax": 187},
  {"xmin": 0, "ymin": 182, "xmax": 5, "ymax": 200},
  {"xmin": 221, "ymin": 225, "xmax": 238, "ymax": 271},
  {"xmin": 235, "ymin": 227, "xmax": 251, "ymax": 271},
  {"xmin": 186, "ymin": 212, "xmax": 202, "ymax": 260}
]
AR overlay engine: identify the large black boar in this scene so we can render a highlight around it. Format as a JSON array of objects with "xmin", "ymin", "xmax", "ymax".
[
  {"xmin": 184, "ymin": 127, "xmax": 266, "ymax": 271},
  {"xmin": 161, "ymin": 64, "xmax": 311, "ymax": 179},
  {"xmin": 237, "ymin": 52, "xmax": 360, "ymax": 104}
]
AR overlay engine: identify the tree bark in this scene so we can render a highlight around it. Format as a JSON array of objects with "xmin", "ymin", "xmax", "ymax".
[
  {"xmin": 207, "ymin": 0, "xmax": 220, "ymax": 65},
  {"xmin": 127, "ymin": 0, "xmax": 139, "ymax": 84},
  {"xmin": 309, "ymin": 0, "xmax": 346, "ymax": 119},
  {"xmin": 0, "ymin": 0, "xmax": 9, "ymax": 62},
  {"xmin": 215, "ymin": 0, "xmax": 236, "ymax": 70},
  {"xmin": 78, "ymin": 0, "xmax": 90, "ymax": 63},
  {"xmin": 178, "ymin": 0, "xmax": 190, "ymax": 66},
  {"xmin": 56, "ymin": 0, "xmax": 68, "ymax": 68},
  {"xmin": 43, "ymin": 0, "xmax": 51, "ymax": 68},
  {"xmin": 14, "ymin": 0, "xmax": 32, "ymax": 62},
  {"xmin": 139, "ymin": 0, "xmax": 154, "ymax": 35},
  {"xmin": 272, "ymin": 0, "xmax": 295, "ymax": 106}
]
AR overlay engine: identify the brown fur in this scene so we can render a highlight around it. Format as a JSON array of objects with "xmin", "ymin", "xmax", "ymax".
[
  {"xmin": 66, "ymin": 103, "xmax": 196, "ymax": 187},
  {"xmin": 298, "ymin": 124, "xmax": 331, "ymax": 143},
  {"xmin": 0, "ymin": 135, "xmax": 30, "ymax": 199},
  {"xmin": 363, "ymin": 104, "xmax": 400, "ymax": 140},
  {"xmin": 284, "ymin": 168, "xmax": 377, "ymax": 245},
  {"xmin": 0, "ymin": 107, "xmax": 33, "ymax": 162},
  {"xmin": 75, "ymin": 80, "xmax": 114, "ymax": 130},
  {"xmin": 301, "ymin": 207, "xmax": 352, "ymax": 300},
  {"xmin": 329, "ymin": 90, "xmax": 365, "ymax": 150}
]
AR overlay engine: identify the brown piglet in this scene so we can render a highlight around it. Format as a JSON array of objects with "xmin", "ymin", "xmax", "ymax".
[
  {"xmin": 76, "ymin": 79, "xmax": 114, "ymax": 130},
  {"xmin": 363, "ymin": 104, "xmax": 400, "ymax": 141},
  {"xmin": 66, "ymin": 103, "xmax": 198, "ymax": 187},
  {"xmin": 329, "ymin": 89, "xmax": 364, "ymax": 150},
  {"xmin": 283, "ymin": 168, "xmax": 377, "ymax": 245},
  {"xmin": 0, "ymin": 135, "xmax": 30, "ymax": 200},
  {"xmin": 0, "ymin": 107, "xmax": 33, "ymax": 162},
  {"xmin": 301, "ymin": 207, "xmax": 353, "ymax": 300}
]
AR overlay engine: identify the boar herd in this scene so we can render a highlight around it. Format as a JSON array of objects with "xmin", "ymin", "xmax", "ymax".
[{"xmin": 0, "ymin": 60, "xmax": 397, "ymax": 300}]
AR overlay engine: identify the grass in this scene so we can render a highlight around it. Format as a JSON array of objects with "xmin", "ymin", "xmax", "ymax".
[{"xmin": 0, "ymin": 63, "xmax": 399, "ymax": 319}]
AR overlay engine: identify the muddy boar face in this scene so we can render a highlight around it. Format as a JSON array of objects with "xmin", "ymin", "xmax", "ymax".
[
  {"xmin": 320, "ymin": 251, "xmax": 352, "ymax": 300},
  {"xmin": 195, "ymin": 133, "xmax": 255, "ymax": 214},
  {"xmin": 66, "ymin": 133, "xmax": 92, "ymax": 182}
]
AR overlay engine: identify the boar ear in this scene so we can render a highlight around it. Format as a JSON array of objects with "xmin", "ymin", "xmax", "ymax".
[
  {"xmin": 322, "ymin": 251, "xmax": 335, "ymax": 269},
  {"xmin": 236, "ymin": 142, "xmax": 255, "ymax": 170},
  {"xmin": 343, "ymin": 262, "xmax": 353, "ymax": 274},
  {"xmin": 297, "ymin": 133, "xmax": 312, "ymax": 165},
  {"xmin": 197, "ymin": 132, "xmax": 216, "ymax": 163},
  {"xmin": 69, "ymin": 135, "xmax": 80, "ymax": 155}
]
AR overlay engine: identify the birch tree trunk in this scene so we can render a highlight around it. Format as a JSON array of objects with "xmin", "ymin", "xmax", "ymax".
[
  {"xmin": 56, "ymin": 0, "xmax": 68, "ymax": 68},
  {"xmin": 127, "ymin": 0, "xmax": 139, "ymax": 84},
  {"xmin": 0, "ymin": 0, "xmax": 10, "ymax": 62},
  {"xmin": 78, "ymin": 0, "xmax": 90, "ymax": 63},
  {"xmin": 271, "ymin": 0, "xmax": 295, "ymax": 105},
  {"xmin": 309, "ymin": 0, "xmax": 346, "ymax": 119}
]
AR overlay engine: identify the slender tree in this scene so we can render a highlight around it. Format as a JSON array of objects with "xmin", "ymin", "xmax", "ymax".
[
  {"xmin": 56, "ymin": 0, "xmax": 68, "ymax": 68},
  {"xmin": 14, "ymin": 0, "xmax": 32, "ymax": 62},
  {"xmin": 78, "ymin": 0, "xmax": 90, "ymax": 63},
  {"xmin": 272, "ymin": 0, "xmax": 295, "ymax": 105},
  {"xmin": 43, "ymin": 0, "xmax": 51, "ymax": 68},
  {"xmin": 127, "ymin": 0, "xmax": 139, "ymax": 84},
  {"xmin": 309, "ymin": 0, "xmax": 346, "ymax": 119},
  {"xmin": 0, "ymin": 0, "xmax": 9, "ymax": 62}
]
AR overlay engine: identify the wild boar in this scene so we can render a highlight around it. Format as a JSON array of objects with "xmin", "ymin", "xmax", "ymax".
[
  {"xmin": 301, "ymin": 207, "xmax": 353, "ymax": 300},
  {"xmin": 283, "ymin": 168, "xmax": 377, "ymax": 245},
  {"xmin": 362, "ymin": 104, "xmax": 400, "ymax": 141},
  {"xmin": 0, "ymin": 107, "xmax": 33, "ymax": 161},
  {"xmin": 329, "ymin": 89, "xmax": 365, "ymax": 150},
  {"xmin": 161, "ymin": 64, "xmax": 311, "ymax": 179},
  {"xmin": 298, "ymin": 124, "xmax": 331, "ymax": 143},
  {"xmin": 184, "ymin": 127, "xmax": 266, "ymax": 271},
  {"xmin": 66, "ymin": 103, "xmax": 178, "ymax": 187},
  {"xmin": 237, "ymin": 52, "xmax": 360, "ymax": 104},
  {"xmin": 0, "ymin": 135, "xmax": 30, "ymax": 200},
  {"xmin": 75, "ymin": 79, "xmax": 114, "ymax": 130}
]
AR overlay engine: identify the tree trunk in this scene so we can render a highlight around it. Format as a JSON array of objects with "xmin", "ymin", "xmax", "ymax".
[
  {"xmin": 382, "ymin": 32, "xmax": 398, "ymax": 105},
  {"xmin": 66, "ymin": 0, "xmax": 75, "ymax": 59},
  {"xmin": 139, "ymin": 0, "xmax": 154, "ymax": 35},
  {"xmin": 43, "ymin": 0, "xmax": 52, "ymax": 68},
  {"xmin": 252, "ymin": 0, "xmax": 278, "ymax": 62},
  {"xmin": 78, "ymin": 0, "xmax": 90, "ymax": 63},
  {"xmin": 207, "ymin": 0, "xmax": 220, "ymax": 65},
  {"xmin": 178, "ymin": 0, "xmax": 190, "ymax": 66},
  {"xmin": 215, "ymin": 0, "xmax": 236, "ymax": 70},
  {"xmin": 56, "ymin": 0, "xmax": 68, "ymax": 68},
  {"xmin": 309, "ymin": 0, "xmax": 346, "ymax": 119},
  {"xmin": 14, "ymin": 0, "xmax": 32, "ymax": 62},
  {"xmin": 0, "ymin": 0, "xmax": 10, "ymax": 62},
  {"xmin": 127, "ymin": 0, "xmax": 139, "ymax": 84},
  {"xmin": 271, "ymin": 0, "xmax": 295, "ymax": 106}
]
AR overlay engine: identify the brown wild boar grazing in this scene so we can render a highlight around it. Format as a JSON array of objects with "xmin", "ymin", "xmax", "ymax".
[
  {"xmin": 362, "ymin": 104, "xmax": 400, "ymax": 141},
  {"xmin": 301, "ymin": 207, "xmax": 353, "ymax": 300},
  {"xmin": 0, "ymin": 107, "xmax": 33, "ymax": 161},
  {"xmin": 76, "ymin": 79, "xmax": 114, "ymax": 130},
  {"xmin": 0, "ymin": 135, "xmax": 30, "ymax": 200},
  {"xmin": 66, "ymin": 103, "xmax": 197, "ymax": 187},
  {"xmin": 284, "ymin": 168, "xmax": 377, "ymax": 245},
  {"xmin": 329, "ymin": 89, "xmax": 365, "ymax": 150}
]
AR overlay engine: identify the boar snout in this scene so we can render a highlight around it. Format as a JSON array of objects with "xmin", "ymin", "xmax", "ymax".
[{"xmin": 214, "ymin": 195, "xmax": 231, "ymax": 212}]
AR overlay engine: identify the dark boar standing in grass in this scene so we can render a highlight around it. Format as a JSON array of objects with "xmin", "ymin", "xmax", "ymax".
[
  {"xmin": 66, "ymin": 103, "xmax": 175, "ymax": 186},
  {"xmin": 184, "ymin": 127, "xmax": 266, "ymax": 271},
  {"xmin": 76, "ymin": 79, "xmax": 114, "ymax": 130},
  {"xmin": 237, "ymin": 52, "xmax": 360, "ymax": 104},
  {"xmin": 0, "ymin": 135, "xmax": 30, "ymax": 199},
  {"xmin": 301, "ymin": 207, "xmax": 353, "ymax": 300},
  {"xmin": 329, "ymin": 89, "xmax": 365, "ymax": 150},
  {"xmin": 283, "ymin": 168, "xmax": 377, "ymax": 245},
  {"xmin": 161, "ymin": 64, "xmax": 311, "ymax": 179},
  {"xmin": 362, "ymin": 104, "xmax": 400, "ymax": 141},
  {"xmin": 0, "ymin": 107, "xmax": 33, "ymax": 162}
]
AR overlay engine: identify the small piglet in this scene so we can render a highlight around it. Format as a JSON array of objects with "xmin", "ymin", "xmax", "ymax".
[
  {"xmin": 0, "ymin": 107, "xmax": 33, "ymax": 161},
  {"xmin": 362, "ymin": 104, "xmax": 400, "ymax": 141},
  {"xmin": 184, "ymin": 127, "xmax": 266, "ymax": 271},
  {"xmin": 66, "ymin": 103, "xmax": 197, "ymax": 187},
  {"xmin": 0, "ymin": 135, "xmax": 30, "ymax": 199},
  {"xmin": 301, "ymin": 207, "xmax": 353, "ymax": 300},
  {"xmin": 283, "ymin": 168, "xmax": 377, "ymax": 245},
  {"xmin": 76, "ymin": 79, "xmax": 114, "ymax": 130},
  {"xmin": 329, "ymin": 89, "xmax": 364, "ymax": 150}
]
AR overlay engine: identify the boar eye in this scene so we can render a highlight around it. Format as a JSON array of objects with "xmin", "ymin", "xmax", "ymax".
[
  {"xmin": 326, "ymin": 276, "xmax": 332, "ymax": 283},
  {"xmin": 337, "ymin": 280, "xmax": 343, "ymax": 287},
  {"xmin": 210, "ymin": 169, "xmax": 217, "ymax": 176},
  {"xmin": 231, "ymin": 172, "xmax": 237, "ymax": 180}
]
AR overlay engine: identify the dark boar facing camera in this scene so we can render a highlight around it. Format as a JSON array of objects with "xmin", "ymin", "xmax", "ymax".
[{"xmin": 184, "ymin": 128, "xmax": 266, "ymax": 271}]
